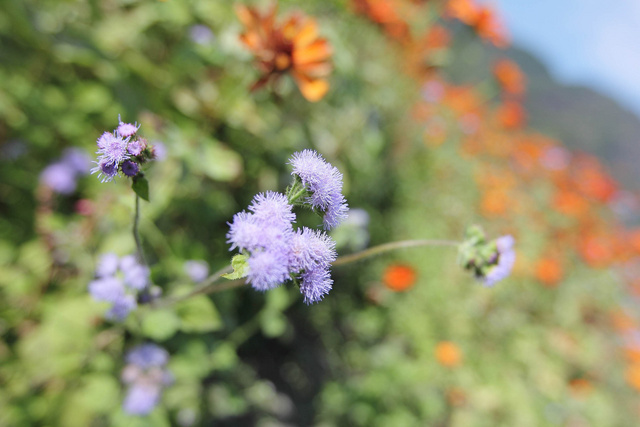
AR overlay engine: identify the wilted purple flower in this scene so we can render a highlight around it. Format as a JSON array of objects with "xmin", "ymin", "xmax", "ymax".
[
  {"xmin": 247, "ymin": 250, "xmax": 291, "ymax": 291},
  {"xmin": 106, "ymin": 294, "xmax": 137, "ymax": 321},
  {"xmin": 127, "ymin": 343, "xmax": 170, "ymax": 369},
  {"xmin": 299, "ymin": 267, "xmax": 333, "ymax": 304},
  {"xmin": 40, "ymin": 162, "xmax": 77, "ymax": 194},
  {"xmin": 289, "ymin": 150, "xmax": 348, "ymax": 229},
  {"xmin": 117, "ymin": 117, "xmax": 140, "ymax": 138},
  {"xmin": 482, "ymin": 235, "xmax": 516, "ymax": 287},
  {"xmin": 184, "ymin": 260, "xmax": 209, "ymax": 283},
  {"xmin": 121, "ymin": 160, "xmax": 139, "ymax": 177},
  {"xmin": 123, "ymin": 384, "xmax": 161, "ymax": 416}
]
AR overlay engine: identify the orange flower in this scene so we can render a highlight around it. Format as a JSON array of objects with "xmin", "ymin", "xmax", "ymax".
[
  {"xmin": 480, "ymin": 189, "xmax": 509, "ymax": 217},
  {"xmin": 578, "ymin": 233, "xmax": 615, "ymax": 268},
  {"xmin": 553, "ymin": 190, "xmax": 590, "ymax": 217},
  {"xmin": 569, "ymin": 378, "xmax": 593, "ymax": 397},
  {"xmin": 435, "ymin": 341, "xmax": 462, "ymax": 367},
  {"xmin": 534, "ymin": 257, "xmax": 563, "ymax": 287},
  {"xmin": 236, "ymin": 3, "xmax": 332, "ymax": 102},
  {"xmin": 383, "ymin": 264, "xmax": 417, "ymax": 291},
  {"xmin": 625, "ymin": 363, "xmax": 640, "ymax": 391},
  {"xmin": 351, "ymin": 0, "xmax": 409, "ymax": 40},
  {"xmin": 473, "ymin": 5, "xmax": 509, "ymax": 48},
  {"xmin": 496, "ymin": 100, "xmax": 526, "ymax": 129},
  {"xmin": 445, "ymin": 0, "xmax": 479, "ymax": 25},
  {"xmin": 493, "ymin": 59, "xmax": 526, "ymax": 96}
]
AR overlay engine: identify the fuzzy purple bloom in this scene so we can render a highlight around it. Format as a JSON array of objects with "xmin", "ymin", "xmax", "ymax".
[
  {"xmin": 117, "ymin": 118, "xmax": 140, "ymax": 138},
  {"xmin": 92, "ymin": 160, "xmax": 118, "ymax": 183},
  {"xmin": 247, "ymin": 250, "xmax": 291, "ymax": 291},
  {"xmin": 249, "ymin": 191, "xmax": 297, "ymax": 228},
  {"xmin": 184, "ymin": 260, "xmax": 209, "ymax": 283},
  {"xmin": 289, "ymin": 228, "xmax": 337, "ymax": 273},
  {"xmin": 127, "ymin": 139, "xmax": 145, "ymax": 156},
  {"xmin": 482, "ymin": 235, "xmax": 516, "ymax": 287},
  {"xmin": 61, "ymin": 148, "xmax": 91, "ymax": 175},
  {"xmin": 227, "ymin": 212, "xmax": 262, "ymax": 252},
  {"xmin": 299, "ymin": 267, "xmax": 333, "ymax": 304},
  {"xmin": 106, "ymin": 294, "xmax": 137, "ymax": 321},
  {"xmin": 40, "ymin": 162, "xmax": 77, "ymax": 194},
  {"xmin": 96, "ymin": 132, "xmax": 129, "ymax": 165},
  {"xmin": 121, "ymin": 160, "xmax": 139, "ymax": 177},
  {"xmin": 96, "ymin": 253, "xmax": 120, "ymax": 277},
  {"xmin": 123, "ymin": 384, "xmax": 161, "ymax": 415},
  {"xmin": 88, "ymin": 276, "xmax": 125, "ymax": 302},
  {"xmin": 127, "ymin": 343, "xmax": 170, "ymax": 369},
  {"xmin": 289, "ymin": 150, "xmax": 348, "ymax": 229}
]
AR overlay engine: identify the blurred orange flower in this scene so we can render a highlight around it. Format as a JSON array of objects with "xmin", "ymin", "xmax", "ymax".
[
  {"xmin": 445, "ymin": 0, "xmax": 478, "ymax": 25},
  {"xmin": 236, "ymin": 2, "xmax": 332, "ymax": 102},
  {"xmin": 569, "ymin": 378, "xmax": 593, "ymax": 397},
  {"xmin": 435, "ymin": 341, "xmax": 462, "ymax": 367},
  {"xmin": 493, "ymin": 59, "xmax": 526, "ymax": 96},
  {"xmin": 534, "ymin": 257, "xmax": 563, "ymax": 287},
  {"xmin": 351, "ymin": 0, "xmax": 409, "ymax": 40},
  {"xmin": 496, "ymin": 100, "xmax": 526, "ymax": 129},
  {"xmin": 625, "ymin": 363, "xmax": 640, "ymax": 391},
  {"xmin": 383, "ymin": 264, "xmax": 417, "ymax": 291},
  {"xmin": 610, "ymin": 309, "xmax": 636, "ymax": 332},
  {"xmin": 474, "ymin": 5, "xmax": 509, "ymax": 47}
]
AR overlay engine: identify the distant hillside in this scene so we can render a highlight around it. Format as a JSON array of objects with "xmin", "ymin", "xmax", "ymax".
[{"xmin": 445, "ymin": 37, "xmax": 640, "ymax": 190}]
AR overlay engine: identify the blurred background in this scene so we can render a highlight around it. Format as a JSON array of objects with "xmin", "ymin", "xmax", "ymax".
[{"xmin": 1, "ymin": 0, "xmax": 640, "ymax": 426}]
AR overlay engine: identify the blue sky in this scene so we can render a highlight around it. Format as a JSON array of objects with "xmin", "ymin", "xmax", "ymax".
[{"xmin": 478, "ymin": 0, "xmax": 640, "ymax": 118}]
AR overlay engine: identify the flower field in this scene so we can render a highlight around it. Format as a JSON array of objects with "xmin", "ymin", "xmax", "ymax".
[{"xmin": 1, "ymin": 0, "xmax": 639, "ymax": 425}]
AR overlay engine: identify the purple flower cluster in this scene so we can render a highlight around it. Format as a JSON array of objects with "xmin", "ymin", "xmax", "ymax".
[
  {"xmin": 121, "ymin": 343, "xmax": 173, "ymax": 415},
  {"xmin": 227, "ymin": 191, "xmax": 337, "ymax": 304},
  {"xmin": 39, "ymin": 148, "xmax": 91, "ymax": 194},
  {"xmin": 289, "ymin": 150, "xmax": 349, "ymax": 230},
  {"xmin": 183, "ymin": 260, "xmax": 210, "ymax": 283},
  {"xmin": 482, "ymin": 235, "xmax": 516, "ymax": 287},
  {"xmin": 91, "ymin": 116, "xmax": 155, "ymax": 182},
  {"xmin": 88, "ymin": 253, "xmax": 152, "ymax": 320}
]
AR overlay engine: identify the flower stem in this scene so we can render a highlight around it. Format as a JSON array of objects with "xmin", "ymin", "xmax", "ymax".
[
  {"xmin": 133, "ymin": 194, "xmax": 147, "ymax": 265},
  {"xmin": 331, "ymin": 239, "xmax": 460, "ymax": 267},
  {"xmin": 153, "ymin": 239, "xmax": 459, "ymax": 307}
]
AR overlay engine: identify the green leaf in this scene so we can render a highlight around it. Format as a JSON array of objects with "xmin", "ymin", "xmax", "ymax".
[
  {"xmin": 176, "ymin": 296, "xmax": 223, "ymax": 333},
  {"xmin": 141, "ymin": 309, "xmax": 180, "ymax": 341},
  {"xmin": 222, "ymin": 254, "xmax": 249, "ymax": 280},
  {"xmin": 132, "ymin": 176, "xmax": 150, "ymax": 201}
]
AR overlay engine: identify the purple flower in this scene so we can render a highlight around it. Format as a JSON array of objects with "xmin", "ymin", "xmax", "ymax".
[
  {"xmin": 92, "ymin": 160, "xmax": 118, "ymax": 183},
  {"xmin": 289, "ymin": 227, "xmax": 337, "ymax": 273},
  {"xmin": 189, "ymin": 24, "xmax": 215, "ymax": 45},
  {"xmin": 96, "ymin": 132, "xmax": 129, "ymax": 165},
  {"xmin": 40, "ymin": 162, "xmax": 77, "ymax": 194},
  {"xmin": 127, "ymin": 139, "xmax": 145, "ymax": 156},
  {"xmin": 106, "ymin": 294, "xmax": 137, "ymax": 321},
  {"xmin": 247, "ymin": 250, "xmax": 291, "ymax": 291},
  {"xmin": 88, "ymin": 276, "xmax": 125, "ymax": 302},
  {"xmin": 96, "ymin": 253, "xmax": 120, "ymax": 277},
  {"xmin": 121, "ymin": 160, "xmax": 139, "ymax": 177},
  {"xmin": 299, "ymin": 267, "xmax": 333, "ymax": 304},
  {"xmin": 184, "ymin": 260, "xmax": 209, "ymax": 283},
  {"xmin": 249, "ymin": 191, "xmax": 296, "ymax": 228},
  {"xmin": 289, "ymin": 150, "xmax": 348, "ymax": 229},
  {"xmin": 482, "ymin": 235, "xmax": 516, "ymax": 287},
  {"xmin": 61, "ymin": 148, "xmax": 91, "ymax": 175},
  {"xmin": 127, "ymin": 343, "xmax": 170, "ymax": 369},
  {"xmin": 151, "ymin": 141, "xmax": 167, "ymax": 161},
  {"xmin": 227, "ymin": 212, "xmax": 262, "ymax": 251},
  {"xmin": 119, "ymin": 255, "xmax": 150, "ymax": 290},
  {"xmin": 117, "ymin": 117, "xmax": 140, "ymax": 138},
  {"xmin": 123, "ymin": 384, "xmax": 161, "ymax": 415}
]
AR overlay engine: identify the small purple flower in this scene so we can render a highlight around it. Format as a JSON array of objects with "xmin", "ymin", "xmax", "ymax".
[
  {"xmin": 123, "ymin": 384, "xmax": 161, "ymax": 415},
  {"xmin": 127, "ymin": 343, "xmax": 170, "ymax": 369},
  {"xmin": 247, "ymin": 250, "xmax": 291, "ymax": 291},
  {"xmin": 127, "ymin": 139, "xmax": 145, "ymax": 156},
  {"xmin": 151, "ymin": 141, "xmax": 167, "ymax": 161},
  {"xmin": 482, "ymin": 235, "xmax": 516, "ymax": 287},
  {"xmin": 184, "ymin": 260, "xmax": 209, "ymax": 283},
  {"xmin": 96, "ymin": 132, "xmax": 129, "ymax": 165},
  {"xmin": 289, "ymin": 150, "xmax": 348, "ymax": 230},
  {"xmin": 117, "ymin": 117, "xmax": 140, "ymax": 138},
  {"xmin": 61, "ymin": 148, "xmax": 91, "ymax": 175},
  {"xmin": 92, "ymin": 160, "xmax": 118, "ymax": 183},
  {"xmin": 249, "ymin": 191, "xmax": 296, "ymax": 228},
  {"xmin": 227, "ymin": 212, "xmax": 262, "ymax": 251},
  {"xmin": 289, "ymin": 228, "xmax": 337, "ymax": 273},
  {"xmin": 40, "ymin": 162, "xmax": 77, "ymax": 194},
  {"xmin": 96, "ymin": 253, "xmax": 120, "ymax": 277},
  {"xmin": 124, "ymin": 264, "xmax": 150, "ymax": 290},
  {"xmin": 121, "ymin": 160, "xmax": 139, "ymax": 177},
  {"xmin": 189, "ymin": 24, "xmax": 215, "ymax": 45},
  {"xmin": 88, "ymin": 276, "xmax": 125, "ymax": 302},
  {"xmin": 106, "ymin": 294, "xmax": 137, "ymax": 321},
  {"xmin": 299, "ymin": 267, "xmax": 333, "ymax": 304}
]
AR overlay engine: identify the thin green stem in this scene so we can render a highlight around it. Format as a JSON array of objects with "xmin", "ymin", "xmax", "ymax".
[
  {"xmin": 332, "ymin": 239, "xmax": 459, "ymax": 267},
  {"xmin": 133, "ymin": 194, "xmax": 147, "ymax": 265},
  {"xmin": 152, "ymin": 239, "xmax": 459, "ymax": 308}
]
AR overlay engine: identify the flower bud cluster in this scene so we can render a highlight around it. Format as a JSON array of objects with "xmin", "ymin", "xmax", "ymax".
[
  {"xmin": 458, "ymin": 225, "xmax": 516, "ymax": 286},
  {"xmin": 88, "ymin": 253, "xmax": 158, "ymax": 320},
  {"xmin": 226, "ymin": 150, "xmax": 348, "ymax": 304},
  {"xmin": 91, "ymin": 116, "xmax": 156, "ymax": 182},
  {"xmin": 121, "ymin": 344, "xmax": 173, "ymax": 415}
]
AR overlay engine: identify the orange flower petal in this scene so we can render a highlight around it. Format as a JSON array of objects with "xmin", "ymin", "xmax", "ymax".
[
  {"xmin": 292, "ymin": 72, "xmax": 330, "ymax": 102},
  {"xmin": 293, "ymin": 39, "xmax": 332, "ymax": 65}
]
